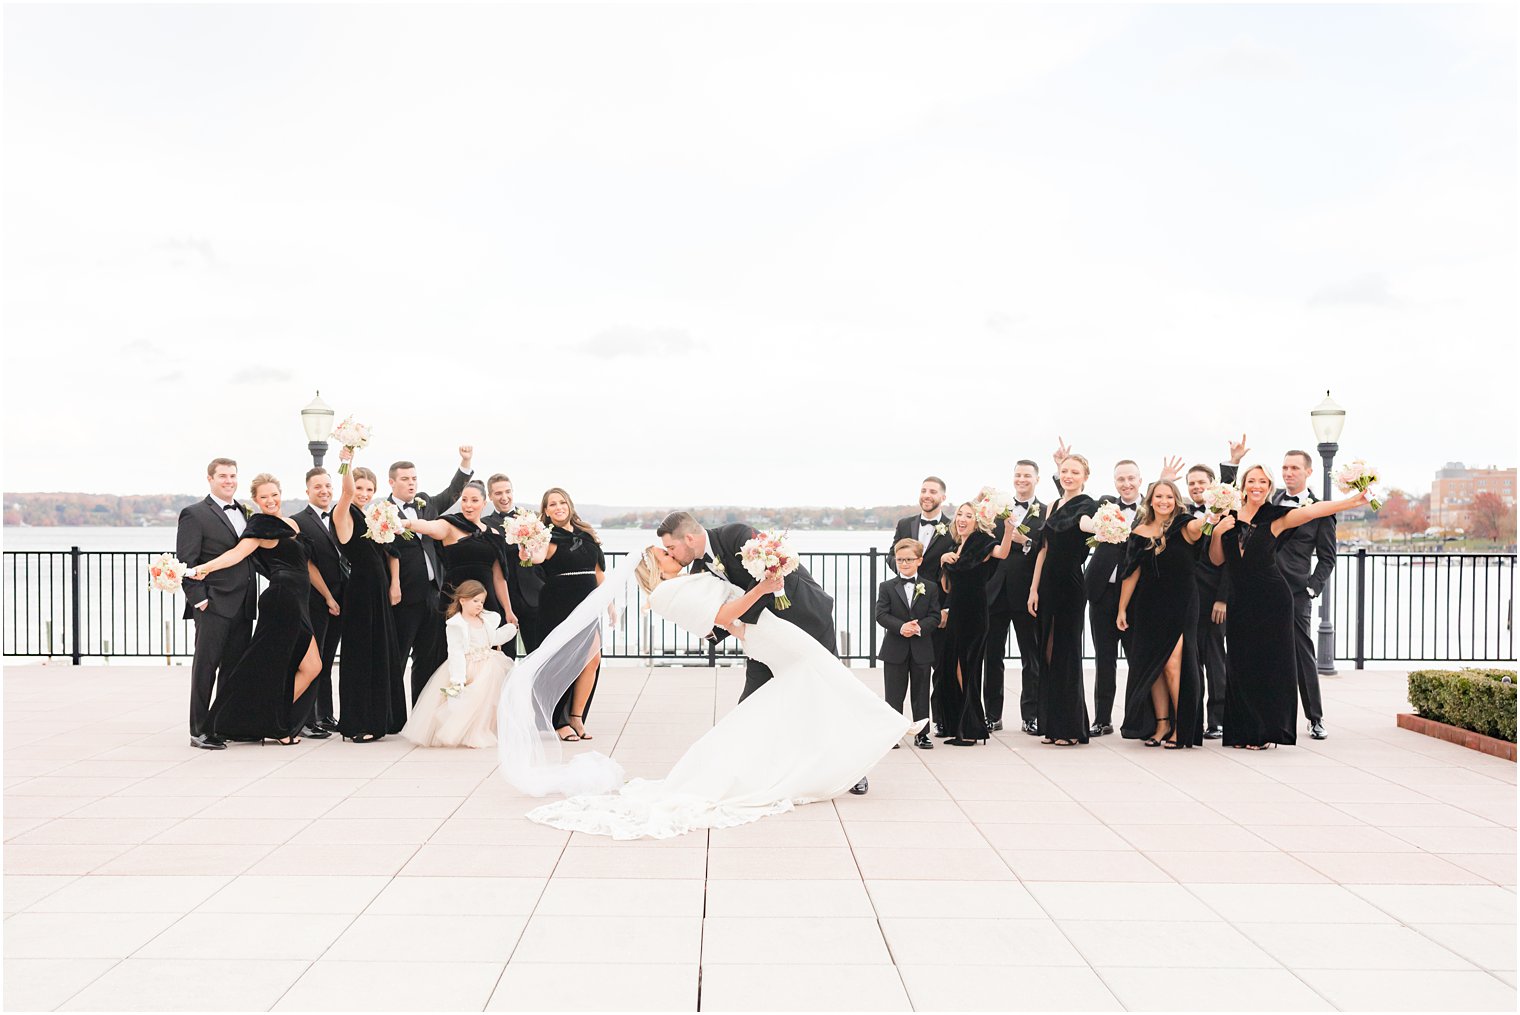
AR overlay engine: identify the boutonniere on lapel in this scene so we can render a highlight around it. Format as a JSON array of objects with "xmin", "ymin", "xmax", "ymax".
[
  {"xmin": 239, "ymin": 502, "xmax": 254, "ymax": 517},
  {"xmin": 914, "ymin": 581, "xmax": 927, "ymax": 597},
  {"xmin": 414, "ymin": 496, "xmax": 428, "ymax": 510},
  {"xmin": 709, "ymin": 557, "xmax": 727, "ymax": 576},
  {"xmin": 934, "ymin": 522, "xmax": 948, "ymax": 536},
  {"xmin": 1018, "ymin": 503, "xmax": 1041, "ymax": 536}
]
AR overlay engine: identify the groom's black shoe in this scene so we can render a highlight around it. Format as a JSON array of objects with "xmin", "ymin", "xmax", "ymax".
[
  {"xmin": 849, "ymin": 778, "xmax": 869, "ymax": 795},
  {"xmin": 190, "ymin": 734, "xmax": 226, "ymax": 751},
  {"xmin": 1022, "ymin": 719, "xmax": 1039, "ymax": 736},
  {"xmin": 914, "ymin": 733, "xmax": 934, "ymax": 750},
  {"xmin": 934, "ymin": 723, "xmax": 946, "ymax": 738},
  {"xmin": 987, "ymin": 719, "xmax": 1004, "ymax": 733},
  {"xmin": 300, "ymin": 725, "xmax": 333, "ymax": 740}
]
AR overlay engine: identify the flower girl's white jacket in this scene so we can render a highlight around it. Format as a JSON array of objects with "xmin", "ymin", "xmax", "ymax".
[{"xmin": 443, "ymin": 611, "xmax": 517, "ymax": 688}]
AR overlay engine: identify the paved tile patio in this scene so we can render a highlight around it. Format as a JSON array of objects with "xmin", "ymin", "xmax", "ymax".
[{"xmin": 3, "ymin": 662, "xmax": 1515, "ymax": 1011}]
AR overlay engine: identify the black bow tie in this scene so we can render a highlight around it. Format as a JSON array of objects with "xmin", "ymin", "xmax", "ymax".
[
  {"xmin": 900, "ymin": 576, "xmax": 916, "ymax": 584},
  {"xmin": 919, "ymin": 518, "xmax": 939, "ymax": 526},
  {"xmin": 1013, "ymin": 500, "xmax": 1029, "ymax": 509},
  {"xmin": 320, "ymin": 510, "xmax": 330, "ymax": 519},
  {"xmin": 1120, "ymin": 502, "xmax": 1137, "ymax": 511},
  {"xmin": 221, "ymin": 503, "xmax": 240, "ymax": 512},
  {"xmin": 1281, "ymin": 495, "xmax": 1302, "ymax": 505}
]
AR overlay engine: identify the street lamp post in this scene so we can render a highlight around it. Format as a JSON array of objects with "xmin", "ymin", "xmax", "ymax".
[
  {"xmin": 300, "ymin": 391, "xmax": 334, "ymax": 468},
  {"xmin": 1310, "ymin": 391, "xmax": 1347, "ymax": 675}
]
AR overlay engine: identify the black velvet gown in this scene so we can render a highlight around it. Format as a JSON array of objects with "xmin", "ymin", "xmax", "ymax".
[
  {"xmin": 207, "ymin": 514, "xmax": 318, "ymax": 741},
  {"xmin": 438, "ymin": 515, "xmax": 510, "ymax": 619},
  {"xmin": 336, "ymin": 503, "xmax": 401, "ymax": 740},
  {"xmin": 933, "ymin": 530, "xmax": 996, "ymax": 745},
  {"xmin": 538, "ymin": 525, "xmax": 605, "ymax": 727},
  {"xmin": 1220, "ymin": 503, "xmax": 1299, "ymax": 747},
  {"xmin": 1119, "ymin": 514, "xmax": 1203, "ymax": 746},
  {"xmin": 1034, "ymin": 491, "xmax": 1097, "ymax": 743}
]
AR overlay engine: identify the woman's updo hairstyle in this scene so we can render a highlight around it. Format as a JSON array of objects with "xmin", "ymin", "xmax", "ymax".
[
  {"xmin": 249, "ymin": 473, "xmax": 281, "ymax": 497},
  {"xmin": 635, "ymin": 547, "xmax": 666, "ymax": 596}
]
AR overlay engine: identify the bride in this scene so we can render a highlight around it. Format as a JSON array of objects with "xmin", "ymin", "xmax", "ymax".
[{"xmin": 503, "ymin": 545, "xmax": 919, "ymax": 840}]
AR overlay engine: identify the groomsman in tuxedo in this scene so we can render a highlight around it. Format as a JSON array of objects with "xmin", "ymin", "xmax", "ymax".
[
  {"xmin": 985, "ymin": 460, "xmax": 1045, "ymax": 735},
  {"xmin": 889, "ymin": 477, "xmax": 954, "ymax": 734},
  {"xmin": 484, "ymin": 472, "xmax": 540, "ymax": 657},
  {"xmin": 387, "ymin": 447, "xmax": 475, "ymax": 721},
  {"xmin": 292, "ymin": 467, "xmax": 348, "ymax": 737},
  {"xmin": 1084, "ymin": 459, "xmax": 1143, "ymax": 736},
  {"xmin": 176, "ymin": 458, "xmax": 258, "ymax": 749},
  {"xmin": 1274, "ymin": 449, "xmax": 1336, "ymax": 740},
  {"xmin": 875, "ymin": 538, "xmax": 939, "ymax": 749}
]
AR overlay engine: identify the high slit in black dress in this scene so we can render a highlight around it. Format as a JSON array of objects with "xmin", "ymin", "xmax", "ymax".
[
  {"xmin": 932, "ymin": 530, "xmax": 996, "ymax": 745},
  {"xmin": 1118, "ymin": 514, "xmax": 1203, "ymax": 746},
  {"xmin": 207, "ymin": 513, "xmax": 319, "ymax": 741},
  {"xmin": 1220, "ymin": 503, "xmax": 1299, "ymax": 747},
  {"xmin": 336, "ymin": 503, "xmax": 401, "ymax": 740},
  {"xmin": 538, "ymin": 525, "xmax": 606, "ymax": 728},
  {"xmin": 1034, "ymin": 490, "xmax": 1097, "ymax": 744}
]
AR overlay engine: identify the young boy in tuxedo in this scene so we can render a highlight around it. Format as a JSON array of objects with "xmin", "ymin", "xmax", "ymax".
[{"xmin": 875, "ymin": 538, "xmax": 939, "ymax": 750}]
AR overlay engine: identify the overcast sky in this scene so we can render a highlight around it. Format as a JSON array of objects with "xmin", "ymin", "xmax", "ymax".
[{"xmin": 3, "ymin": 2, "xmax": 1515, "ymax": 508}]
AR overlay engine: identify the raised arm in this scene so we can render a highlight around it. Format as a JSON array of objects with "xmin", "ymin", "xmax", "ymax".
[
  {"xmin": 427, "ymin": 446, "xmax": 474, "ymax": 508},
  {"xmin": 186, "ymin": 537, "xmax": 260, "ymax": 579},
  {"xmin": 1273, "ymin": 493, "xmax": 1365, "ymax": 536},
  {"xmin": 333, "ymin": 450, "xmax": 357, "ymax": 543},
  {"xmin": 401, "ymin": 516, "xmax": 452, "ymax": 540},
  {"xmin": 991, "ymin": 518, "xmax": 1018, "ymax": 559},
  {"xmin": 1208, "ymin": 513, "xmax": 1234, "ymax": 567}
]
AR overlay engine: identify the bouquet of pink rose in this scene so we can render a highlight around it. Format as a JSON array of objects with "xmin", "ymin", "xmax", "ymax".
[
  {"xmin": 329, "ymin": 416, "xmax": 371, "ymax": 474},
  {"xmin": 739, "ymin": 530, "xmax": 801, "ymax": 609},
  {"xmin": 502, "ymin": 511, "xmax": 552, "ymax": 565},
  {"xmin": 1199, "ymin": 482, "xmax": 1241, "ymax": 536},
  {"xmin": 147, "ymin": 552, "xmax": 189, "ymax": 594},
  {"xmin": 362, "ymin": 500, "xmax": 412, "ymax": 543},
  {"xmin": 973, "ymin": 487, "xmax": 1014, "ymax": 530},
  {"xmin": 1085, "ymin": 502, "xmax": 1131, "ymax": 549},
  {"xmin": 1334, "ymin": 459, "xmax": 1384, "ymax": 511}
]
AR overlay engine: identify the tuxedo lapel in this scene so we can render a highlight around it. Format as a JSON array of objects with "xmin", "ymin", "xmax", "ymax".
[
  {"xmin": 205, "ymin": 496, "xmax": 239, "ymax": 540},
  {"xmin": 305, "ymin": 506, "xmax": 341, "ymax": 552}
]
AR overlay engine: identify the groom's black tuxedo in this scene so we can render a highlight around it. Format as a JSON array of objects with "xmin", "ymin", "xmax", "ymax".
[
  {"xmin": 294, "ymin": 504, "xmax": 349, "ymax": 725},
  {"xmin": 176, "ymin": 495, "xmax": 258, "ymax": 738},
  {"xmin": 697, "ymin": 522, "xmax": 838, "ymax": 702}
]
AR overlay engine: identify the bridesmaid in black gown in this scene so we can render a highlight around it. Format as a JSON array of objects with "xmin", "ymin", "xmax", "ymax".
[
  {"xmin": 933, "ymin": 503, "xmax": 1019, "ymax": 746},
  {"xmin": 188, "ymin": 473, "xmax": 338, "ymax": 745},
  {"xmin": 330, "ymin": 450, "xmax": 402, "ymax": 742},
  {"xmin": 1116, "ymin": 477, "xmax": 1207, "ymax": 749},
  {"xmin": 1028, "ymin": 443, "xmax": 1099, "ymax": 746},
  {"xmin": 407, "ymin": 482, "xmax": 514, "ymax": 625},
  {"xmin": 530, "ymin": 487, "xmax": 606, "ymax": 742},
  {"xmin": 1210, "ymin": 464, "xmax": 1367, "ymax": 749}
]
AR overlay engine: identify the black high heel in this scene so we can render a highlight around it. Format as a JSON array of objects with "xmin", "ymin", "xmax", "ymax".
[
  {"xmin": 569, "ymin": 713, "xmax": 592, "ymax": 741},
  {"xmin": 1144, "ymin": 717, "xmax": 1174, "ymax": 747},
  {"xmin": 342, "ymin": 733, "xmax": 383, "ymax": 743}
]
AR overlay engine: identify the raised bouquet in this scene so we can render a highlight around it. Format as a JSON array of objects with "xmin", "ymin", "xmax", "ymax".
[
  {"xmin": 501, "ymin": 510, "xmax": 552, "ymax": 565},
  {"xmin": 362, "ymin": 499, "xmax": 412, "ymax": 543},
  {"xmin": 1334, "ymin": 459, "xmax": 1384, "ymax": 511},
  {"xmin": 147, "ymin": 552, "xmax": 189, "ymax": 594},
  {"xmin": 739, "ymin": 530, "xmax": 801, "ymax": 610},
  {"xmin": 1198, "ymin": 482, "xmax": 1241, "ymax": 536},
  {"xmin": 329, "ymin": 416, "xmax": 371, "ymax": 474},
  {"xmin": 972, "ymin": 487, "xmax": 1014, "ymax": 530},
  {"xmin": 1086, "ymin": 502, "xmax": 1131, "ymax": 549}
]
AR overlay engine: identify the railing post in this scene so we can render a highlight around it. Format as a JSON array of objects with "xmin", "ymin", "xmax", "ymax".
[
  {"xmin": 1355, "ymin": 548, "xmax": 1366, "ymax": 670},
  {"xmin": 868, "ymin": 547, "xmax": 879, "ymax": 668},
  {"xmin": 69, "ymin": 546, "xmax": 82, "ymax": 665}
]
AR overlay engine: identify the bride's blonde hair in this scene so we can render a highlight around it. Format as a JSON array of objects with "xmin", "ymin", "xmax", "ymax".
[{"xmin": 635, "ymin": 547, "xmax": 667, "ymax": 596}]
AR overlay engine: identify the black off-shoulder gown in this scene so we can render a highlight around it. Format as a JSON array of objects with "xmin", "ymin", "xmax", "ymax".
[
  {"xmin": 336, "ymin": 503, "xmax": 401, "ymax": 740},
  {"xmin": 438, "ymin": 514, "xmax": 510, "ymax": 620},
  {"xmin": 207, "ymin": 513, "xmax": 319, "ymax": 741},
  {"xmin": 538, "ymin": 526, "xmax": 605, "ymax": 728},
  {"xmin": 1035, "ymin": 492, "xmax": 1097, "ymax": 743},
  {"xmin": 1220, "ymin": 503, "xmax": 1299, "ymax": 747},
  {"xmin": 1118, "ymin": 515, "xmax": 1203, "ymax": 746},
  {"xmin": 933, "ymin": 530, "xmax": 996, "ymax": 744}
]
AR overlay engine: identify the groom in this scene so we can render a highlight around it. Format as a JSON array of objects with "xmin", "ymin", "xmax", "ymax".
[{"xmin": 657, "ymin": 511, "xmax": 869, "ymax": 795}]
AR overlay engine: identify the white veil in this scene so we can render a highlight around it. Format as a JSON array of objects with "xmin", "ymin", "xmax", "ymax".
[{"xmin": 496, "ymin": 553, "xmax": 639, "ymax": 797}]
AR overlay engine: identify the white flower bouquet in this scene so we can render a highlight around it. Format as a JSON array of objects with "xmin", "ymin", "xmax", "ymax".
[
  {"xmin": 362, "ymin": 499, "xmax": 412, "ymax": 543},
  {"xmin": 147, "ymin": 552, "xmax": 189, "ymax": 594},
  {"xmin": 739, "ymin": 530, "xmax": 801, "ymax": 609},
  {"xmin": 972, "ymin": 487, "xmax": 1013, "ymax": 530},
  {"xmin": 1199, "ymin": 483, "xmax": 1241, "ymax": 535},
  {"xmin": 1086, "ymin": 502, "xmax": 1131, "ymax": 549},
  {"xmin": 329, "ymin": 416, "xmax": 371, "ymax": 474},
  {"xmin": 1334, "ymin": 459, "xmax": 1384, "ymax": 510},
  {"xmin": 501, "ymin": 511, "xmax": 552, "ymax": 565}
]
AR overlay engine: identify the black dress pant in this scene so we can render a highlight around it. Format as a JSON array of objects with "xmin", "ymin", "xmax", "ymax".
[
  {"xmin": 983, "ymin": 609, "xmax": 1012, "ymax": 724},
  {"xmin": 1088, "ymin": 583, "xmax": 1126, "ymax": 726},
  {"xmin": 393, "ymin": 589, "xmax": 446, "ymax": 717},
  {"xmin": 738, "ymin": 660, "xmax": 775, "ymax": 703},
  {"xmin": 984, "ymin": 606, "xmax": 1041, "ymax": 724},
  {"xmin": 1196, "ymin": 593, "xmax": 1228, "ymax": 729},
  {"xmin": 1292, "ymin": 591, "xmax": 1324, "ymax": 723},
  {"xmin": 884, "ymin": 660, "xmax": 932, "ymax": 724},
  {"xmin": 189, "ymin": 610, "xmax": 252, "ymax": 737},
  {"xmin": 1009, "ymin": 607, "xmax": 1041, "ymax": 723}
]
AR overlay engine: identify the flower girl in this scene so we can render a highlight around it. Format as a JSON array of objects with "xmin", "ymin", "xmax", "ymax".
[{"xmin": 401, "ymin": 580, "xmax": 516, "ymax": 748}]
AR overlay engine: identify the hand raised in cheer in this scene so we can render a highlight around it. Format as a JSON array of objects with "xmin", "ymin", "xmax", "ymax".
[
  {"xmin": 1052, "ymin": 436, "xmax": 1072, "ymax": 468},
  {"xmin": 458, "ymin": 445, "xmax": 474, "ymax": 469},
  {"xmin": 1158, "ymin": 455, "xmax": 1184, "ymax": 483},
  {"xmin": 1228, "ymin": 433, "xmax": 1250, "ymax": 466}
]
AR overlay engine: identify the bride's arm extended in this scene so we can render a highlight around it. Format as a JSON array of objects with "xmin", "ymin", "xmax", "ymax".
[{"xmin": 713, "ymin": 575, "xmax": 785, "ymax": 634}]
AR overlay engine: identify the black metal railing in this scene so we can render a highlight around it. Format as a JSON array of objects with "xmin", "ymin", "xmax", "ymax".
[{"xmin": 2, "ymin": 547, "xmax": 1514, "ymax": 666}]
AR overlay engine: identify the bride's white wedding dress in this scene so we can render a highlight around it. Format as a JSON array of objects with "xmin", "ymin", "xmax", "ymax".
[{"xmin": 525, "ymin": 573, "xmax": 918, "ymax": 839}]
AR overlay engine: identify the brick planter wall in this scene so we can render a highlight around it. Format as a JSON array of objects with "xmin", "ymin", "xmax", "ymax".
[{"xmin": 1397, "ymin": 713, "xmax": 1517, "ymax": 762}]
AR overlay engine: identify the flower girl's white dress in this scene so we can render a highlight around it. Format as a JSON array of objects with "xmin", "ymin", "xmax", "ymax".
[
  {"xmin": 401, "ymin": 611, "xmax": 516, "ymax": 749},
  {"xmin": 526, "ymin": 573, "xmax": 917, "ymax": 839}
]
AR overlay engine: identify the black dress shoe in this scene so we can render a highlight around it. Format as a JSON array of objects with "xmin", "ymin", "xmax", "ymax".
[
  {"xmin": 891, "ymin": 743, "xmax": 901, "ymax": 749},
  {"xmin": 914, "ymin": 733, "xmax": 934, "ymax": 750},
  {"xmin": 1089, "ymin": 722, "xmax": 1114, "ymax": 737},
  {"xmin": 849, "ymin": 777, "xmax": 869, "ymax": 795},
  {"xmin": 933, "ymin": 724, "xmax": 946, "ymax": 738},
  {"xmin": 1309, "ymin": 722, "xmax": 1327, "ymax": 740},
  {"xmin": 1203, "ymin": 725, "xmax": 1224, "ymax": 740},
  {"xmin": 1022, "ymin": 719, "xmax": 1039, "ymax": 736},
  {"xmin": 190, "ymin": 734, "xmax": 226, "ymax": 750},
  {"xmin": 987, "ymin": 719, "xmax": 1004, "ymax": 733},
  {"xmin": 300, "ymin": 725, "xmax": 333, "ymax": 740},
  {"xmin": 317, "ymin": 718, "xmax": 340, "ymax": 733}
]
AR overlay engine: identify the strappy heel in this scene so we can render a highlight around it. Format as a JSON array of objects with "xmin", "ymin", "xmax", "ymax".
[
  {"xmin": 1144, "ymin": 717, "xmax": 1174, "ymax": 747},
  {"xmin": 343, "ymin": 733, "xmax": 382, "ymax": 743},
  {"xmin": 557, "ymin": 726, "xmax": 580, "ymax": 742},
  {"xmin": 569, "ymin": 713, "xmax": 592, "ymax": 741},
  {"xmin": 263, "ymin": 736, "xmax": 301, "ymax": 746}
]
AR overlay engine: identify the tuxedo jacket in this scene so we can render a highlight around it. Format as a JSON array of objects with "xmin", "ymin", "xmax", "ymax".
[
  {"xmin": 985, "ymin": 498, "xmax": 1046, "ymax": 613},
  {"xmin": 485, "ymin": 508, "xmax": 543, "ymax": 611},
  {"xmin": 888, "ymin": 512, "xmax": 957, "ymax": 587},
  {"xmin": 1271, "ymin": 487, "xmax": 1337, "ymax": 595},
  {"xmin": 1190, "ymin": 463, "xmax": 1236, "ymax": 603},
  {"xmin": 389, "ymin": 469, "xmax": 472, "ymax": 602},
  {"xmin": 175, "ymin": 496, "xmax": 258, "ymax": 621},
  {"xmin": 1082, "ymin": 492, "xmax": 1138, "ymax": 603},
  {"xmin": 699, "ymin": 522, "xmax": 837, "ymax": 654},
  {"xmin": 874, "ymin": 574, "xmax": 940, "ymax": 665},
  {"xmin": 293, "ymin": 505, "xmax": 349, "ymax": 602}
]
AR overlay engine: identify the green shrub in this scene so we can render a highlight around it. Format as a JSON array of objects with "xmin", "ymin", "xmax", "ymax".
[{"xmin": 1407, "ymin": 668, "xmax": 1517, "ymax": 742}]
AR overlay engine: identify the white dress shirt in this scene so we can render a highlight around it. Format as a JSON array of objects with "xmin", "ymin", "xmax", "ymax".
[
  {"xmin": 1108, "ymin": 500, "xmax": 1139, "ymax": 583},
  {"xmin": 391, "ymin": 496, "xmax": 435, "ymax": 581},
  {"xmin": 211, "ymin": 494, "xmax": 246, "ymax": 537}
]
